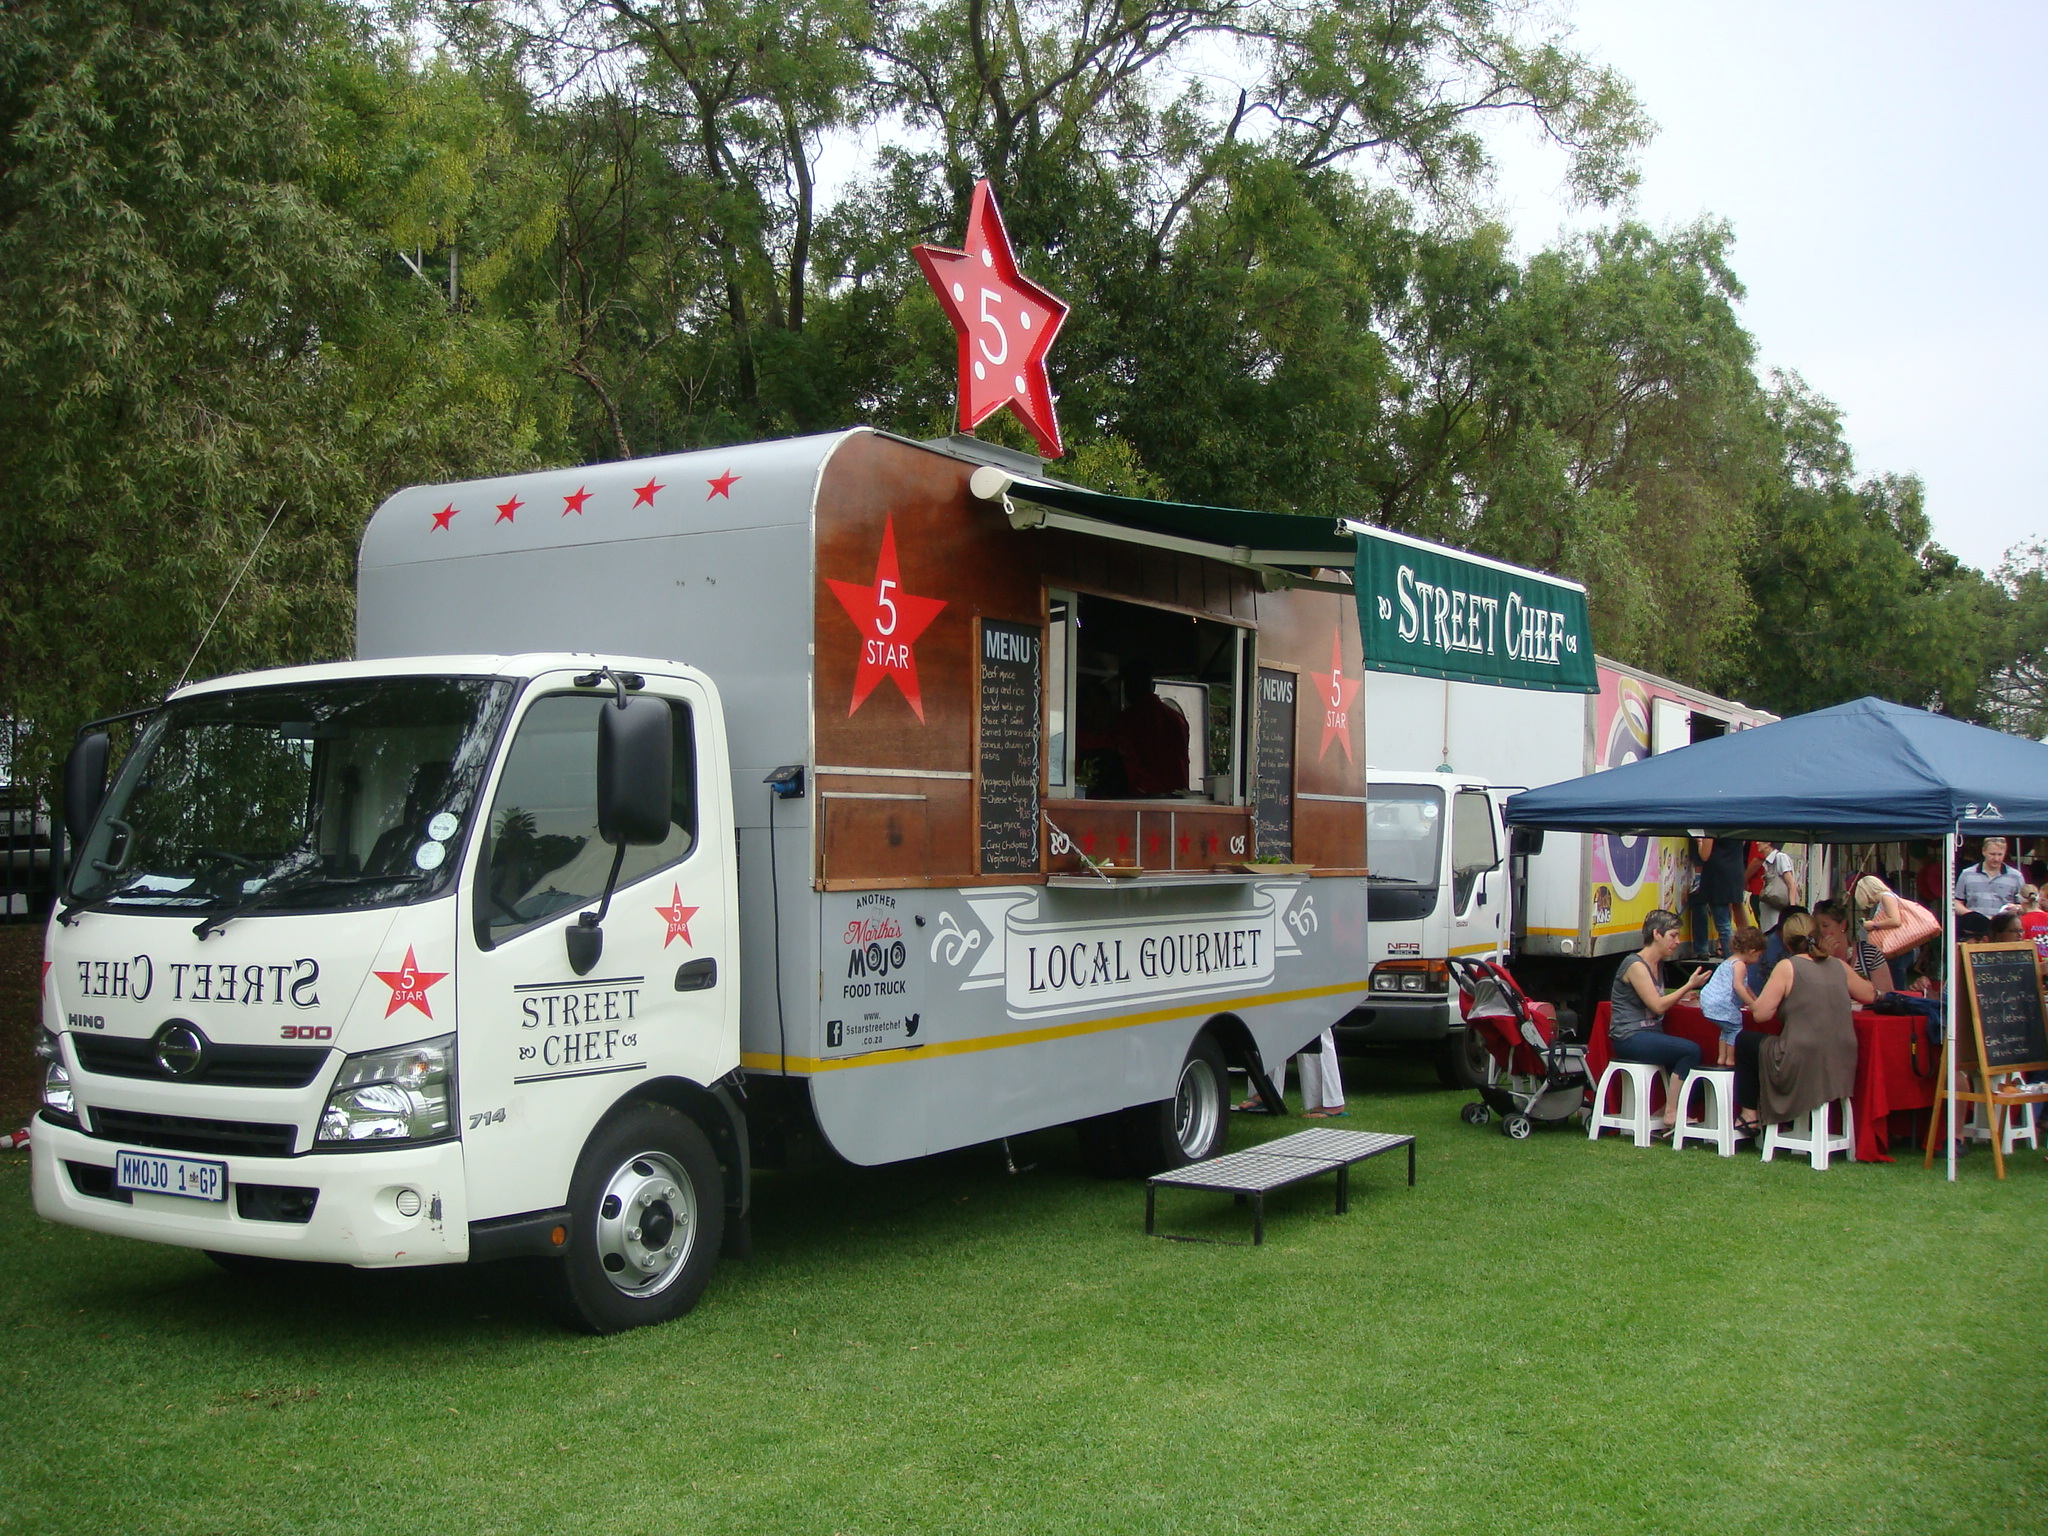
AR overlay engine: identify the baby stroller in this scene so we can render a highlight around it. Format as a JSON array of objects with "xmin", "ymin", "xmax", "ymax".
[{"xmin": 1450, "ymin": 957, "xmax": 1590, "ymax": 1140}]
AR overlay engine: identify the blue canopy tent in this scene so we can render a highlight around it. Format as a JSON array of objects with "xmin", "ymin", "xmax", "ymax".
[
  {"xmin": 1502, "ymin": 696, "xmax": 2048, "ymax": 1179},
  {"xmin": 1501, "ymin": 696, "xmax": 2048, "ymax": 839}
]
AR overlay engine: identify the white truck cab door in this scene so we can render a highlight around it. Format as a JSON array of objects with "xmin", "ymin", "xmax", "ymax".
[
  {"xmin": 1448, "ymin": 785, "xmax": 1505, "ymax": 959},
  {"xmin": 456, "ymin": 676, "xmax": 732, "ymax": 1223}
]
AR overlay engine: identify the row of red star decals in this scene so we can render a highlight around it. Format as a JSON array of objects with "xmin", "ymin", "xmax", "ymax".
[{"xmin": 429, "ymin": 469, "xmax": 742, "ymax": 530}]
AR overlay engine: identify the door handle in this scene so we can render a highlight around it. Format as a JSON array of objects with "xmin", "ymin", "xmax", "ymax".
[{"xmin": 675, "ymin": 958, "xmax": 718, "ymax": 992}]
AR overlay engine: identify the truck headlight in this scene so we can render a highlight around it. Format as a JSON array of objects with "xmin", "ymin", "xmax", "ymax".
[
  {"xmin": 317, "ymin": 1035, "xmax": 456, "ymax": 1145},
  {"xmin": 36, "ymin": 1031, "xmax": 76, "ymax": 1125}
]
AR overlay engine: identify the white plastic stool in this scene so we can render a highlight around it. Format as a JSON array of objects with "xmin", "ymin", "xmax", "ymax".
[
  {"xmin": 1761, "ymin": 1097, "xmax": 1855, "ymax": 1170},
  {"xmin": 1588, "ymin": 1061, "xmax": 1660, "ymax": 1148},
  {"xmin": 1672, "ymin": 1067, "xmax": 1738, "ymax": 1157},
  {"xmin": 1966, "ymin": 1076, "xmax": 2041, "ymax": 1153}
]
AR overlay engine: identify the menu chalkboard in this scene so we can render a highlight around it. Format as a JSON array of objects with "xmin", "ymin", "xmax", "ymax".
[
  {"xmin": 1253, "ymin": 666, "xmax": 1296, "ymax": 860},
  {"xmin": 978, "ymin": 619, "xmax": 1042, "ymax": 875},
  {"xmin": 1963, "ymin": 943, "xmax": 2048, "ymax": 1070}
]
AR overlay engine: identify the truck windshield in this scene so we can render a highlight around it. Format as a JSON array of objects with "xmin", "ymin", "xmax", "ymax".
[
  {"xmin": 1367, "ymin": 785, "xmax": 1444, "ymax": 887},
  {"xmin": 67, "ymin": 677, "xmax": 513, "ymax": 916}
]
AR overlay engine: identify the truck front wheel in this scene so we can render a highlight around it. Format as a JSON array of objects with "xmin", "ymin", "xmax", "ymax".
[
  {"xmin": 1435, "ymin": 1026, "xmax": 1493, "ymax": 1091},
  {"xmin": 542, "ymin": 1102, "xmax": 725, "ymax": 1335}
]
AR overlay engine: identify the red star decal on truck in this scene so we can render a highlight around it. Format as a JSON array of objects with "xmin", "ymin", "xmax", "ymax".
[
  {"xmin": 1309, "ymin": 629, "xmax": 1364, "ymax": 762},
  {"xmin": 562, "ymin": 486, "xmax": 590, "ymax": 515},
  {"xmin": 430, "ymin": 504, "xmax": 458, "ymax": 531},
  {"xmin": 826, "ymin": 515, "xmax": 948, "ymax": 720},
  {"xmin": 372, "ymin": 946, "xmax": 448, "ymax": 1019},
  {"xmin": 706, "ymin": 470, "xmax": 740, "ymax": 499},
  {"xmin": 633, "ymin": 477, "xmax": 664, "ymax": 507},
  {"xmin": 656, "ymin": 885, "xmax": 698, "ymax": 948},
  {"xmin": 913, "ymin": 179, "xmax": 1070, "ymax": 458},
  {"xmin": 495, "ymin": 495, "xmax": 522, "ymax": 524}
]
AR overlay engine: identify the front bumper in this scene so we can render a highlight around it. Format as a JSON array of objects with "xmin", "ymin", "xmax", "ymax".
[
  {"xmin": 1333, "ymin": 994, "xmax": 1456, "ymax": 1044},
  {"xmin": 31, "ymin": 1116, "xmax": 470, "ymax": 1268}
]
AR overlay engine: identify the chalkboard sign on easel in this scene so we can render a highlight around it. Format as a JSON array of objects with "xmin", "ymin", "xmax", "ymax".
[
  {"xmin": 1923, "ymin": 942, "xmax": 2048, "ymax": 1181},
  {"xmin": 976, "ymin": 618, "xmax": 1042, "ymax": 875},
  {"xmin": 1964, "ymin": 943, "xmax": 2048, "ymax": 1070},
  {"xmin": 1253, "ymin": 666, "xmax": 1297, "ymax": 860}
]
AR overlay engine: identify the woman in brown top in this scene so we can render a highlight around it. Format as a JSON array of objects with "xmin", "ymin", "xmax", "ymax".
[{"xmin": 1733, "ymin": 912, "xmax": 1874, "ymax": 1135}]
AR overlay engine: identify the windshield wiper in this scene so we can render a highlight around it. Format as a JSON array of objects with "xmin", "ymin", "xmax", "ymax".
[
  {"xmin": 193, "ymin": 867, "xmax": 424, "ymax": 940},
  {"xmin": 56, "ymin": 875, "xmax": 165, "ymax": 928}
]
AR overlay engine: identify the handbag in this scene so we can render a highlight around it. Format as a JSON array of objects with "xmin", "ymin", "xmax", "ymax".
[{"xmin": 1872, "ymin": 895, "xmax": 1941, "ymax": 958}]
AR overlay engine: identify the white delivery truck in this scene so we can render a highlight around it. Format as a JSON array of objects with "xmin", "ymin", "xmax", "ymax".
[
  {"xmin": 33, "ymin": 428, "xmax": 1408, "ymax": 1332},
  {"xmin": 1342, "ymin": 663, "xmax": 1778, "ymax": 1084}
]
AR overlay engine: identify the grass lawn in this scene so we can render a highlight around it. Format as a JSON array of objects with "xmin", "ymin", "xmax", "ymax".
[{"xmin": 2, "ymin": 1054, "xmax": 2044, "ymax": 1536}]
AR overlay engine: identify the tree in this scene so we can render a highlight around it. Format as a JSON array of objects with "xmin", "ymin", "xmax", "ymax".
[
  {"xmin": 1980, "ymin": 542, "xmax": 2048, "ymax": 739},
  {"xmin": 0, "ymin": 0, "xmax": 542, "ymax": 789}
]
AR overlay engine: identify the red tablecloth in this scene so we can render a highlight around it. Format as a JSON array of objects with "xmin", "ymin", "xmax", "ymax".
[{"xmin": 1588, "ymin": 1001, "xmax": 1937, "ymax": 1162}]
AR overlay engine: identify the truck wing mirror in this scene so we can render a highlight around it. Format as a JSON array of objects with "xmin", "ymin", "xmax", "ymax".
[
  {"xmin": 64, "ymin": 732, "xmax": 112, "ymax": 847},
  {"xmin": 569, "ymin": 692, "xmax": 674, "ymax": 977},
  {"xmin": 1510, "ymin": 827, "xmax": 1545, "ymax": 858},
  {"xmin": 598, "ymin": 694, "xmax": 673, "ymax": 847}
]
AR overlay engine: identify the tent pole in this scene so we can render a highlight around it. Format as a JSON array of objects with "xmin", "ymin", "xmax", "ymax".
[{"xmin": 1945, "ymin": 828, "xmax": 1958, "ymax": 1183}]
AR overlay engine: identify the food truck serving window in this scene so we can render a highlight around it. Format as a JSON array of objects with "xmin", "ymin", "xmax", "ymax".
[{"xmin": 1045, "ymin": 590, "xmax": 1244, "ymax": 803}]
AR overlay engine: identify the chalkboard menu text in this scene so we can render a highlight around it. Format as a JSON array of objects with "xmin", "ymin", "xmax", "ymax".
[
  {"xmin": 978, "ymin": 619, "xmax": 1042, "ymax": 875},
  {"xmin": 1254, "ymin": 666, "xmax": 1296, "ymax": 860},
  {"xmin": 1963, "ymin": 943, "xmax": 2048, "ymax": 1070}
]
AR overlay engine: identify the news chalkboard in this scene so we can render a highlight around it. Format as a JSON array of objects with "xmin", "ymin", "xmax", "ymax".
[
  {"xmin": 978, "ymin": 619, "xmax": 1042, "ymax": 875},
  {"xmin": 1963, "ymin": 943, "xmax": 2048, "ymax": 1070},
  {"xmin": 1253, "ymin": 666, "xmax": 1296, "ymax": 860}
]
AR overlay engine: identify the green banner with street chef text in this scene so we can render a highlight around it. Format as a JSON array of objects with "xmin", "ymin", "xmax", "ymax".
[{"xmin": 1351, "ymin": 525, "xmax": 1597, "ymax": 693}]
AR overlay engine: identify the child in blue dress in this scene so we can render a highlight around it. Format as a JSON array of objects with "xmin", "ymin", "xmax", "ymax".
[{"xmin": 1700, "ymin": 927, "xmax": 1767, "ymax": 1066}]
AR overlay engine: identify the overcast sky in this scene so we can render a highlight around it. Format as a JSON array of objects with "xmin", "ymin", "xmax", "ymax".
[{"xmin": 1486, "ymin": 0, "xmax": 2046, "ymax": 574}]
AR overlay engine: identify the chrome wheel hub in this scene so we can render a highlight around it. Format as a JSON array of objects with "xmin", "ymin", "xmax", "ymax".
[
  {"xmin": 594, "ymin": 1150, "xmax": 697, "ymax": 1297},
  {"xmin": 1174, "ymin": 1057, "xmax": 1222, "ymax": 1158}
]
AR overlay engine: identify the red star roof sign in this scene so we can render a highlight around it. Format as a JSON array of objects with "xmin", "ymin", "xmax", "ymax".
[{"xmin": 914, "ymin": 180, "xmax": 1069, "ymax": 459}]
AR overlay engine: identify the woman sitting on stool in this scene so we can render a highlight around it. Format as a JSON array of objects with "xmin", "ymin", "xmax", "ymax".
[
  {"xmin": 1608, "ymin": 910, "xmax": 1711, "ymax": 1137},
  {"xmin": 1734, "ymin": 911, "xmax": 1874, "ymax": 1138}
]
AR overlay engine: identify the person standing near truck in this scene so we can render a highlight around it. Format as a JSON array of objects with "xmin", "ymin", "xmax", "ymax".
[
  {"xmin": 1749, "ymin": 839, "xmax": 1799, "ymax": 929},
  {"xmin": 1955, "ymin": 837, "xmax": 2022, "ymax": 919},
  {"xmin": 1688, "ymin": 835, "xmax": 1746, "ymax": 957}
]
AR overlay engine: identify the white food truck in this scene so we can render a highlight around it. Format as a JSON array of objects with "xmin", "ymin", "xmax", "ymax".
[{"xmin": 34, "ymin": 428, "xmax": 1413, "ymax": 1332}]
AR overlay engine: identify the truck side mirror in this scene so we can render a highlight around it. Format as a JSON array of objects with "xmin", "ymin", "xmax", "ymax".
[
  {"xmin": 598, "ymin": 695, "xmax": 672, "ymax": 847},
  {"xmin": 569, "ymin": 694, "xmax": 674, "ymax": 977},
  {"xmin": 64, "ymin": 732, "xmax": 111, "ymax": 847},
  {"xmin": 1510, "ymin": 826, "xmax": 1545, "ymax": 858}
]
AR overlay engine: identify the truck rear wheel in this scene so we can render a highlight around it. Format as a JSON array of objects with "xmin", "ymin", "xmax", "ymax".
[
  {"xmin": 1119, "ymin": 1033, "xmax": 1230, "ymax": 1176},
  {"xmin": 541, "ymin": 1102, "xmax": 724, "ymax": 1335}
]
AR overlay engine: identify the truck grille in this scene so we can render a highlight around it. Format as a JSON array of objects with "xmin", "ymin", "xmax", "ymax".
[
  {"xmin": 88, "ymin": 1107, "xmax": 296, "ymax": 1158},
  {"xmin": 72, "ymin": 1034, "xmax": 329, "ymax": 1089}
]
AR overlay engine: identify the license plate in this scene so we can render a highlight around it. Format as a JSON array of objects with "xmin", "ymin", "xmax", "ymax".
[{"xmin": 115, "ymin": 1149, "xmax": 227, "ymax": 1203}]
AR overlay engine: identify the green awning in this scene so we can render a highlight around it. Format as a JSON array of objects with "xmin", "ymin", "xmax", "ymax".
[{"xmin": 983, "ymin": 472, "xmax": 1355, "ymax": 582}]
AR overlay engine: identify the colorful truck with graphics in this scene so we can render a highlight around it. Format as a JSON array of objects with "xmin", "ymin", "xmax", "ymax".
[
  {"xmin": 31, "ymin": 427, "xmax": 1431, "ymax": 1332},
  {"xmin": 1346, "ymin": 659, "xmax": 1777, "ymax": 1084}
]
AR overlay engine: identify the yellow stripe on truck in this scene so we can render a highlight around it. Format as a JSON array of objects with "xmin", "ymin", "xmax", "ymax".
[{"xmin": 741, "ymin": 975, "xmax": 1376, "ymax": 1076}]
